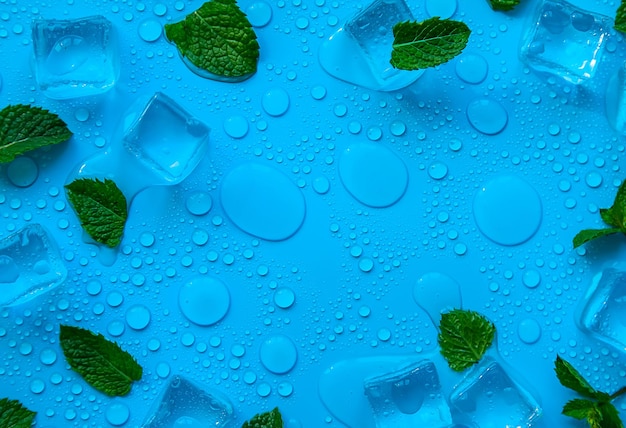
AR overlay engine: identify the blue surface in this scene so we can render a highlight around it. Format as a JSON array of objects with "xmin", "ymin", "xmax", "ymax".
[{"xmin": 2, "ymin": 0, "xmax": 626, "ymax": 427}]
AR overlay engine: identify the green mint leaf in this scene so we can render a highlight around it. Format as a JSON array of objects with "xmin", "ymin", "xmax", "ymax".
[
  {"xmin": 390, "ymin": 17, "xmax": 471, "ymax": 71},
  {"xmin": 602, "ymin": 180, "xmax": 626, "ymax": 230},
  {"xmin": 616, "ymin": 1, "xmax": 626, "ymax": 34},
  {"xmin": 555, "ymin": 356, "xmax": 601, "ymax": 399},
  {"xmin": 597, "ymin": 401, "xmax": 624, "ymax": 428},
  {"xmin": 0, "ymin": 104, "xmax": 72, "ymax": 163},
  {"xmin": 242, "ymin": 407, "xmax": 283, "ymax": 428},
  {"xmin": 59, "ymin": 325, "xmax": 142, "ymax": 397},
  {"xmin": 487, "ymin": 0, "xmax": 521, "ymax": 11},
  {"xmin": 600, "ymin": 208, "xmax": 621, "ymax": 229},
  {"xmin": 0, "ymin": 398, "xmax": 36, "ymax": 428},
  {"xmin": 573, "ymin": 228, "xmax": 622, "ymax": 249},
  {"xmin": 164, "ymin": 0, "xmax": 259, "ymax": 80},
  {"xmin": 438, "ymin": 309, "xmax": 495, "ymax": 371},
  {"xmin": 65, "ymin": 178, "xmax": 128, "ymax": 247},
  {"xmin": 562, "ymin": 398, "xmax": 598, "ymax": 420}
]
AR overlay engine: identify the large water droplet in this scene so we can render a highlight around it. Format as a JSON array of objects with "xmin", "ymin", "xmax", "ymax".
[
  {"xmin": 179, "ymin": 276, "xmax": 230, "ymax": 326},
  {"xmin": 466, "ymin": 99, "xmax": 508, "ymax": 135},
  {"xmin": 259, "ymin": 335, "xmax": 298, "ymax": 374}
]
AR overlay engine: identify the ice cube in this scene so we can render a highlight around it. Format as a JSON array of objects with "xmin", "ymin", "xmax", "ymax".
[
  {"xmin": 121, "ymin": 92, "xmax": 210, "ymax": 186},
  {"xmin": 519, "ymin": 0, "xmax": 611, "ymax": 84},
  {"xmin": 141, "ymin": 375, "xmax": 234, "ymax": 427},
  {"xmin": 0, "ymin": 224, "xmax": 67, "ymax": 307},
  {"xmin": 577, "ymin": 265, "xmax": 626, "ymax": 352},
  {"xmin": 364, "ymin": 360, "xmax": 452, "ymax": 428},
  {"xmin": 449, "ymin": 357, "xmax": 542, "ymax": 428},
  {"xmin": 32, "ymin": 15, "xmax": 120, "ymax": 99},
  {"xmin": 605, "ymin": 62, "xmax": 626, "ymax": 135}
]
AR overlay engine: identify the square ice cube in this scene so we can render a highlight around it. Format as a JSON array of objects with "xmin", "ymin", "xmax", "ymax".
[
  {"xmin": 121, "ymin": 92, "xmax": 210, "ymax": 185},
  {"xmin": 343, "ymin": 0, "xmax": 423, "ymax": 87},
  {"xmin": 32, "ymin": 15, "xmax": 120, "ymax": 99},
  {"xmin": 142, "ymin": 375, "xmax": 234, "ymax": 427},
  {"xmin": 449, "ymin": 357, "xmax": 542, "ymax": 428},
  {"xmin": 519, "ymin": 0, "xmax": 611, "ymax": 85},
  {"xmin": 364, "ymin": 360, "xmax": 452, "ymax": 428},
  {"xmin": 0, "ymin": 224, "xmax": 67, "ymax": 307},
  {"xmin": 577, "ymin": 266, "xmax": 626, "ymax": 352}
]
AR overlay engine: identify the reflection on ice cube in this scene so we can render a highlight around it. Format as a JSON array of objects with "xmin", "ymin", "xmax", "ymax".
[
  {"xmin": 449, "ymin": 357, "xmax": 542, "ymax": 428},
  {"xmin": 319, "ymin": 0, "xmax": 424, "ymax": 91},
  {"xmin": 32, "ymin": 15, "xmax": 119, "ymax": 99},
  {"xmin": 519, "ymin": 0, "xmax": 611, "ymax": 84},
  {"xmin": 0, "ymin": 224, "xmax": 67, "ymax": 307},
  {"xmin": 364, "ymin": 360, "xmax": 452, "ymax": 428},
  {"xmin": 141, "ymin": 375, "xmax": 234, "ymax": 427},
  {"xmin": 121, "ymin": 92, "xmax": 211, "ymax": 186},
  {"xmin": 577, "ymin": 265, "xmax": 626, "ymax": 352}
]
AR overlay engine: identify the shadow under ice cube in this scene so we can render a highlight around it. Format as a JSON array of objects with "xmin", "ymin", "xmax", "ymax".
[
  {"xmin": 519, "ymin": 0, "xmax": 611, "ymax": 84},
  {"xmin": 32, "ymin": 15, "xmax": 119, "ymax": 99},
  {"xmin": 0, "ymin": 224, "xmax": 66, "ymax": 307},
  {"xmin": 449, "ymin": 357, "xmax": 542, "ymax": 428},
  {"xmin": 142, "ymin": 375, "xmax": 234, "ymax": 427},
  {"xmin": 577, "ymin": 266, "xmax": 626, "ymax": 352},
  {"xmin": 364, "ymin": 360, "xmax": 452, "ymax": 428}
]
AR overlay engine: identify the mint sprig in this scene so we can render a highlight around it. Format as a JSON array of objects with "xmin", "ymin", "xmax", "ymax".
[
  {"xmin": 242, "ymin": 407, "xmax": 283, "ymax": 428},
  {"xmin": 390, "ymin": 17, "xmax": 471, "ymax": 71},
  {"xmin": 438, "ymin": 309, "xmax": 495, "ymax": 371},
  {"xmin": 573, "ymin": 180, "xmax": 626, "ymax": 248},
  {"xmin": 616, "ymin": 1, "xmax": 626, "ymax": 34},
  {"xmin": 164, "ymin": 0, "xmax": 259, "ymax": 80},
  {"xmin": 487, "ymin": 0, "xmax": 521, "ymax": 11},
  {"xmin": 65, "ymin": 178, "xmax": 128, "ymax": 247},
  {"xmin": 555, "ymin": 355, "xmax": 626, "ymax": 428},
  {"xmin": 60, "ymin": 325, "xmax": 143, "ymax": 396},
  {"xmin": 0, "ymin": 398, "xmax": 36, "ymax": 428},
  {"xmin": 0, "ymin": 104, "xmax": 72, "ymax": 163}
]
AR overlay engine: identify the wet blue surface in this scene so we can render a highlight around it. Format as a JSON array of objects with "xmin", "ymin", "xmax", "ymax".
[{"xmin": 1, "ymin": 0, "xmax": 626, "ymax": 426}]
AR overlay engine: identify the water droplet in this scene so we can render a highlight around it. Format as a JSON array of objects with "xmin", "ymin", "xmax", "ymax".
[
  {"xmin": 428, "ymin": 162, "xmax": 448, "ymax": 180},
  {"xmin": 7, "ymin": 157, "xmax": 38, "ymax": 188},
  {"xmin": 473, "ymin": 175, "xmax": 542, "ymax": 246},
  {"xmin": 30, "ymin": 379, "xmax": 45, "ymax": 394},
  {"xmin": 518, "ymin": 318, "xmax": 542, "ymax": 344},
  {"xmin": 138, "ymin": 19, "xmax": 162, "ymax": 42},
  {"xmin": 221, "ymin": 162, "xmax": 306, "ymax": 241},
  {"xmin": 278, "ymin": 382, "xmax": 294, "ymax": 397},
  {"xmin": 413, "ymin": 272, "xmax": 462, "ymax": 324},
  {"xmin": 179, "ymin": 276, "xmax": 230, "ymax": 326},
  {"xmin": 455, "ymin": 54, "xmax": 488, "ymax": 84},
  {"xmin": 40, "ymin": 348, "xmax": 57, "ymax": 365},
  {"xmin": 186, "ymin": 192, "xmax": 213, "ymax": 216},
  {"xmin": 105, "ymin": 402, "xmax": 130, "ymax": 426},
  {"xmin": 74, "ymin": 108, "xmax": 89, "ymax": 122},
  {"xmin": 125, "ymin": 304, "xmax": 151, "ymax": 330},
  {"xmin": 585, "ymin": 172, "xmax": 603, "ymax": 188},
  {"xmin": 107, "ymin": 320, "xmax": 125, "ymax": 337},
  {"xmin": 259, "ymin": 335, "xmax": 298, "ymax": 374},
  {"xmin": 246, "ymin": 2, "xmax": 272, "ymax": 27},
  {"xmin": 523, "ymin": 270, "xmax": 541, "ymax": 288},
  {"xmin": 425, "ymin": 0, "xmax": 457, "ymax": 19},
  {"xmin": 466, "ymin": 99, "xmax": 508, "ymax": 135},
  {"xmin": 338, "ymin": 142, "xmax": 408, "ymax": 208},
  {"xmin": 274, "ymin": 287, "xmax": 296, "ymax": 309},
  {"xmin": 359, "ymin": 258, "xmax": 374, "ymax": 273},
  {"xmin": 312, "ymin": 176, "xmax": 330, "ymax": 194},
  {"xmin": 262, "ymin": 88, "xmax": 290, "ymax": 116},
  {"xmin": 311, "ymin": 85, "xmax": 327, "ymax": 100},
  {"xmin": 223, "ymin": 115, "xmax": 249, "ymax": 139}
]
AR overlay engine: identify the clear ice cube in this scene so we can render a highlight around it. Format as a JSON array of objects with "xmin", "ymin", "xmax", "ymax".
[
  {"xmin": 605, "ymin": 62, "xmax": 626, "ymax": 135},
  {"xmin": 141, "ymin": 375, "xmax": 234, "ymax": 428},
  {"xmin": 32, "ymin": 15, "xmax": 120, "ymax": 99},
  {"xmin": 577, "ymin": 265, "xmax": 626, "ymax": 352},
  {"xmin": 519, "ymin": 0, "xmax": 611, "ymax": 84},
  {"xmin": 121, "ymin": 92, "xmax": 210, "ymax": 185},
  {"xmin": 449, "ymin": 357, "xmax": 542, "ymax": 428},
  {"xmin": 364, "ymin": 360, "xmax": 452, "ymax": 428},
  {"xmin": 0, "ymin": 224, "xmax": 67, "ymax": 307}
]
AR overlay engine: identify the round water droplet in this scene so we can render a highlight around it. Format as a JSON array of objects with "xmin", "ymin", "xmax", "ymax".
[
  {"xmin": 179, "ymin": 276, "xmax": 230, "ymax": 326},
  {"xmin": 7, "ymin": 157, "xmax": 38, "ymax": 188},
  {"xmin": 40, "ymin": 348, "xmax": 57, "ymax": 365},
  {"xmin": 313, "ymin": 176, "xmax": 330, "ymax": 194},
  {"xmin": 125, "ymin": 305, "xmax": 151, "ymax": 330},
  {"xmin": 523, "ymin": 270, "xmax": 541, "ymax": 288},
  {"xmin": 274, "ymin": 288, "xmax": 296, "ymax": 309},
  {"xmin": 260, "ymin": 335, "xmax": 298, "ymax": 374},
  {"xmin": 223, "ymin": 115, "xmax": 249, "ymax": 139},
  {"xmin": 106, "ymin": 402, "xmax": 130, "ymax": 426},
  {"xmin": 30, "ymin": 379, "xmax": 45, "ymax": 394},
  {"xmin": 311, "ymin": 85, "xmax": 327, "ymax": 100},
  {"xmin": 246, "ymin": 2, "xmax": 272, "ymax": 27},
  {"xmin": 425, "ymin": 0, "xmax": 457, "ymax": 19},
  {"xmin": 518, "ymin": 318, "xmax": 542, "ymax": 344},
  {"xmin": 220, "ymin": 163, "xmax": 306, "ymax": 241},
  {"xmin": 359, "ymin": 258, "xmax": 374, "ymax": 273},
  {"xmin": 585, "ymin": 172, "xmax": 602, "ymax": 188},
  {"xmin": 455, "ymin": 54, "xmax": 488, "ymax": 84},
  {"xmin": 466, "ymin": 99, "xmax": 508, "ymax": 135},
  {"xmin": 138, "ymin": 19, "xmax": 162, "ymax": 42},
  {"xmin": 278, "ymin": 382, "xmax": 294, "ymax": 397},
  {"xmin": 390, "ymin": 120, "xmax": 406, "ymax": 136},
  {"xmin": 262, "ymin": 88, "xmax": 290, "ymax": 116},
  {"xmin": 186, "ymin": 192, "xmax": 213, "ymax": 216},
  {"xmin": 428, "ymin": 162, "xmax": 448, "ymax": 180},
  {"xmin": 473, "ymin": 175, "xmax": 542, "ymax": 246},
  {"xmin": 108, "ymin": 320, "xmax": 125, "ymax": 337},
  {"xmin": 338, "ymin": 142, "xmax": 408, "ymax": 208},
  {"xmin": 74, "ymin": 108, "xmax": 89, "ymax": 122}
]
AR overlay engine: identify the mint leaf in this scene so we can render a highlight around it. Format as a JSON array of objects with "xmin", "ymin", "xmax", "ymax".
[
  {"xmin": 0, "ymin": 104, "xmax": 72, "ymax": 163},
  {"xmin": 390, "ymin": 17, "xmax": 471, "ymax": 70},
  {"xmin": 597, "ymin": 401, "xmax": 624, "ymax": 428},
  {"xmin": 164, "ymin": 0, "xmax": 259, "ymax": 80},
  {"xmin": 0, "ymin": 398, "xmax": 36, "ymax": 428},
  {"xmin": 65, "ymin": 178, "xmax": 128, "ymax": 247},
  {"xmin": 487, "ymin": 0, "xmax": 521, "ymax": 11},
  {"xmin": 573, "ymin": 228, "xmax": 622, "ymax": 249},
  {"xmin": 438, "ymin": 309, "xmax": 495, "ymax": 371},
  {"xmin": 600, "ymin": 208, "xmax": 621, "ymax": 228},
  {"xmin": 563, "ymin": 398, "xmax": 598, "ymax": 420},
  {"xmin": 242, "ymin": 407, "xmax": 283, "ymax": 428},
  {"xmin": 601, "ymin": 180, "xmax": 626, "ymax": 230},
  {"xmin": 555, "ymin": 356, "xmax": 601, "ymax": 399},
  {"xmin": 59, "ymin": 325, "xmax": 142, "ymax": 396},
  {"xmin": 616, "ymin": 1, "xmax": 626, "ymax": 34}
]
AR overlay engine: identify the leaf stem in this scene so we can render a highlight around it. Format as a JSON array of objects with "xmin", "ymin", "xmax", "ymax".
[{"xmin": 610, "ymin": 386, "xmax": 626, "ymax": 400}]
